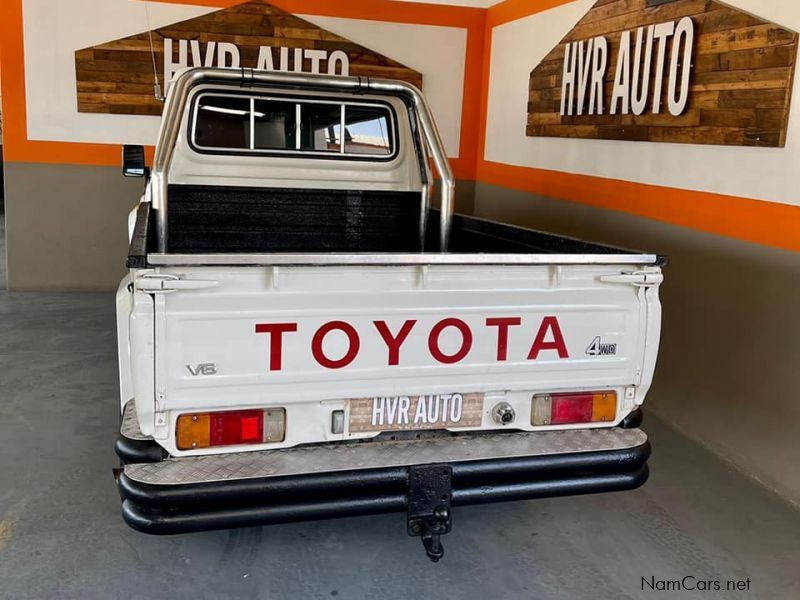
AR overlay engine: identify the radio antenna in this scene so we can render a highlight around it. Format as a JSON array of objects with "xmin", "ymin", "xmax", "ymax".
[{"xmin": 144, "ymin": 2, "xmax": 164, "ymax": 101}]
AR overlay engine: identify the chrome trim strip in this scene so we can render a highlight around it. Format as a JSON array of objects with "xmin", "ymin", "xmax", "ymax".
[{"xmin": 146, "ymin": 252, "xmax": 660, "ymax": 267}]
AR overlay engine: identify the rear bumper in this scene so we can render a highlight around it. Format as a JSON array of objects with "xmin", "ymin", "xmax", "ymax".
[{"xmin": 117, "ymin": 429, "xmax": 650, "ymax": 535}]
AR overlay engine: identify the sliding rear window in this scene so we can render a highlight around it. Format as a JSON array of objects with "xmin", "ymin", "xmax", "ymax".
[{"xmin": 192, "ymin": 93, "xmax": 396, "ymax": 159}]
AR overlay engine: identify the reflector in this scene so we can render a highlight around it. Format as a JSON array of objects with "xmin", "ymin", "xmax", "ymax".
[
  {"xmin": 591, "ymin": 392, "xmax": 617, "ymax": 422},
  {"xmin": 176, "ymin": 414, "xmax": 211, "ymax": 450}
]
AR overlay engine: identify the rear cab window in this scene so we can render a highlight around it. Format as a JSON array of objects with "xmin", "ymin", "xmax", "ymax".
[{"xmin": 192, "ymin": 93, "xmax": 395, "ymax": 159}]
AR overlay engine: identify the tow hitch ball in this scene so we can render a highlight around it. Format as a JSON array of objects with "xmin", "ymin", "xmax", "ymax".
[{"xmin": 407, "ymin": 465, "xmax": 453, "ymax": 562}]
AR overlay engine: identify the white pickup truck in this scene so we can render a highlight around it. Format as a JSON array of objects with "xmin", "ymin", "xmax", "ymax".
[{"xmin": 115, "ymin": 67, "xmax": 664, "ymax": 561}]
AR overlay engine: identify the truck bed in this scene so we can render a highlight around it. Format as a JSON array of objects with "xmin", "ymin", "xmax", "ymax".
[{"xmin": 127, "ymin": 189, "xmax": 664, "ymax": 267}]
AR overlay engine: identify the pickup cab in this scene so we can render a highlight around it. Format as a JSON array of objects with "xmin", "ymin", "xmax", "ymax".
[{"xmin": 115, "ymin": 67, "xmax": 664, "ymax": 561}]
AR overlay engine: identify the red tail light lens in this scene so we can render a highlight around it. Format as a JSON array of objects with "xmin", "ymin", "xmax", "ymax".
[
  {"xmin": 551, "ymin": 393, "xmax": 594, "ymax": 424},
  {"xmin": 210, "ymin": 410, "xmax": 263, "ymax": 446}
]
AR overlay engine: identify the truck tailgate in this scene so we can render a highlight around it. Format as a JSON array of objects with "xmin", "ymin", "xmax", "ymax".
[{"xmin": 137, "ymin": 262, "xmax": 661, "ymax": 454}]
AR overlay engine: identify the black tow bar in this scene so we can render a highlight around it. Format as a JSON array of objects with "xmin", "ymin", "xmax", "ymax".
[{"xmin": 407, "ymin": 464, "xmax": 453, "ymax": 562}]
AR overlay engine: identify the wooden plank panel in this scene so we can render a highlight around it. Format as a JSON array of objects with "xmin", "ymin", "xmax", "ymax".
[
  {"xmin": 272, "ymin": 27, "xmax": 348, "ymax": 42},
  {"xmin": 697, "ymin": 8, "xmax": 763, "ymax": 35},
  {"xmin": 580, "ymin": 0, "xmax": 641, "ymax": 26},
  {"xmin": 527, "ymin": 112, "xmax": 564, "ymax": 126},
  {"xmin": 649, "ymin": 126, "xmax": 745, "ymax": 144},
  {"xmin": 528, "ymin": 124, "xmax": 601, "ymax": 138},
  {"xmin": 695, "ymin": 25, "xmax": 796, "ymax": 55},
  {"xmin": 693, "ymin": 46, "xmax": 796, "ymax": 74},
  {"xmin": 699, "ymin": 108, "xmax": 756, "ymax": 128},
  {"xmin": 692, "ymin": 67, "xmax": 793, "ymax": 87},
  {"xmin": 717, "ymin": 88, "xmax": 789, "ymax": 109},
  {"xmin": 691, "ymin": 90, "xmax": 722, "ymax": 108},
  {"xmin": 77, "ymin": 81, "xmax": 160, "ymax": 94},
  {"xmin": 624, "ymin": 109, "xmax": 701, "ymax": 127},
  {"xmin": 597, "ymin": 125, "xmax": 651, "ymax": 141},
  {"xmin": 564, "ymin": 0, "xmax": 710, "ymax": 42}
]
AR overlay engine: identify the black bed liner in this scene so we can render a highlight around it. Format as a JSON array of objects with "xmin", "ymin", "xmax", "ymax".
[
  {"xmin": 127, "ymin": 185, "xmax": 666, "ymax": 268},
  {"xmin": 167, "ymin": 185, "xmax": 423, "ymax": 254}
]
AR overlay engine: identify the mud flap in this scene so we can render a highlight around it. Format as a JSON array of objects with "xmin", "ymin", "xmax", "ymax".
[{"xmin": 407, "ymin": 464, "xmax": 453, "ymax": 562}]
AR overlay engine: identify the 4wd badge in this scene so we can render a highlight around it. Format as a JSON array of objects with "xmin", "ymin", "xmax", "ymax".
[{"xmin": 586, "ymin": 337, "xmax": 617, "ymax": 356}]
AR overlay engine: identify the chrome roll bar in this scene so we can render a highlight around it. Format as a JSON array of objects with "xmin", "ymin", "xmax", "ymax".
[{"xmin": 151, "ymin": 67, "xmax": 455, "ymax": 254}]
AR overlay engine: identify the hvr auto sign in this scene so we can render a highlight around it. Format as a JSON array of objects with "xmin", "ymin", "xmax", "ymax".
[
  {"xmin": 164, "ymin": 39, "xmax": 350, "ymax": 93},
  {"xmin": 560, "ymin": 17, "xmax": 694, "ymax": 117}
]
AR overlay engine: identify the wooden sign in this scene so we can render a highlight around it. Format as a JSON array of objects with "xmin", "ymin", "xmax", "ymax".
[
  {"xmin": 75, "ymin": 0, "xmax": 423, "ymax": 116},
  {"xmin": 527, "ymin": 0, "xmax": 798, "ymax": 147}
]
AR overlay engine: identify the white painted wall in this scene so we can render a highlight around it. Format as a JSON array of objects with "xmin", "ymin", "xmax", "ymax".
[
  {"xmin": 484, "ymin": 0, "xmax": 800, "ymax": 207},
  {"xmin": 22, "ymin": 0, "xmax": 469, "ymax": 157}
]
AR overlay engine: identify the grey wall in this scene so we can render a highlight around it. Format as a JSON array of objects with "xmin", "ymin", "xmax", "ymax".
[
  {"xmin": 474, "ymin": 182, "xmax": 800, "ymax": 506},
  {"xmin": 4, "ymin": 162, "xmax": 144, "ymax": 291},
  {"xmin": 2, "ymin": 161, "xmax": 476, "ymax": 291},
  {"xmin": 453, "ymin": 179, "xmax": 475, "ymax": 216}
]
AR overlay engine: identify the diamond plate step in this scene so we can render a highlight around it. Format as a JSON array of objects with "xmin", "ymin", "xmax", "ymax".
[
  {"xmin": 125, "ymin": 428, "xmax": 647, "ymax": 486},
  {"xmin": 120, "ymin": 400, "xmax": 152, "ymax": 441}
]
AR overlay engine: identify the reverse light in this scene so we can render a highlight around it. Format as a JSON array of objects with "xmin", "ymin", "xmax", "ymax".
[
  {"xmin": 331, "ymin": 410, "xmax": 345, "ymax": 434},
  {"xmin": 531, "ymin": 391, "xmax": 617, "ymax": 426},
  {"xmin": 177, "ymin": 408, "xmax": 286, "ymax": 450}
]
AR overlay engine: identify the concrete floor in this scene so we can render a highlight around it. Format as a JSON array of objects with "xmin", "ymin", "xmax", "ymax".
[{"xmin": 1, "ymin": 230, "xmax": 799, "ymax": 599}]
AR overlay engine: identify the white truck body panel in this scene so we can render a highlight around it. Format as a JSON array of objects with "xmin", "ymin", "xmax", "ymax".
[{"xmin": 126, "ymin": 262, "xmax": 661, "ymax": 456}]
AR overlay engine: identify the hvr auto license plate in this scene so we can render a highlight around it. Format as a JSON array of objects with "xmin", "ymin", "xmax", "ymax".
[{"xmin": 349, "ymin": 393, "xmax": 484, "ymax": 433}]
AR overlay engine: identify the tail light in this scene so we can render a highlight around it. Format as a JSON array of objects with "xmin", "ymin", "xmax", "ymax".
[
  {"xmin": 177, "ymin": 408, "xmax": 286, "ymax": 450},
  {"xmin": 531, "ymin": 391, "xmax": 617, "ymax": 426}
]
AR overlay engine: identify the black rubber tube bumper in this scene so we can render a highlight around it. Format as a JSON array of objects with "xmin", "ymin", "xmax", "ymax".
[
  {"xmin": 119, "ymin": 441, "xmax": 650, "ymax": 534},
  {"xmin": 115, "ymin": 435, "xmax": 167, "ymax": 464}
]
